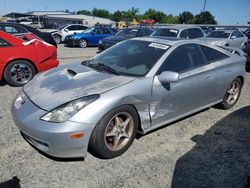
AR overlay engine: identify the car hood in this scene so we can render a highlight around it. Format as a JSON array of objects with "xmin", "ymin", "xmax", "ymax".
[
  {"xmin": 102, "ymin": 35, "xmax": 130, "ymax": 43},
  {"xmin": 23, "ymin": 62, "xmax": 136, "ymax": 111}
]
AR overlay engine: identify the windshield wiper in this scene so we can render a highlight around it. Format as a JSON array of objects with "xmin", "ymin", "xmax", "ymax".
[{"xmin": 87, "ymin": 61, "xmax": 120, "ymax": 75}]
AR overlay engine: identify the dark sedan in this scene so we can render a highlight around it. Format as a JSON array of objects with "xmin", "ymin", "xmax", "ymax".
[{"xmin": 98, "ymin": 28, "xmax": 155, "ymax": 52}]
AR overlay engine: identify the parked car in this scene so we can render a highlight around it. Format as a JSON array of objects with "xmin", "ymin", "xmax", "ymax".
[
  {"xmin": 200, "ymin": 26, "xmax": 216, "ymax": 34},
  {"xmin": 0, "ymin": 31, "xmax": 59, "ymax": 86},
  {"xmin": 64, "ymin": 27, "xmax": 116, "ymax": 48},
  {"xmin": 98, "ymin": 27, "xmax": 155, "ymax": 52},
  {"xmin": 151, "ymin": 25, "xmax": 205, "ymax": 39},
  {"xmin": 243, "ymin": 28, "xmax": 250, "ymax": 39},
  {"xmin": 206, "ymin": 30, "xmax": 248, "ymax": 50},
  {"xmin": 52, "ymin": 24, "xmax": 89, "ymax": 44},
  {"xmin": 0, "ymin": 22, "xmax": 57, "ymax": 47},
  {"xmin": 12, "ymin": 37, "xmax": 246, "ymax": 159}
]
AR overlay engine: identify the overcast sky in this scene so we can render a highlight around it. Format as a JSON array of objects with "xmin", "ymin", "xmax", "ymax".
[{"xmin": 1, "ymin": 0, "xmax": 249, "ymax": 25}]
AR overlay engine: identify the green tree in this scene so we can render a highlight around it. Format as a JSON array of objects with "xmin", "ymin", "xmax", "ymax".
[
  {"xmin": 123, "ymin": 7, "xmax": 140, "ymax": 21},
  {"xmin": 92, "ymin": 8, "xmax": 110, "ymax": 18},
  {"xmin": 112, "ymin": 11, "xmax": 123, "ymax": 22},
  {"xmin": 77, "ymin": 10, "xmax": 92, "ymax": 15},
  {"xmin": 194, "ymin": 11, "xmax": 217, "ymax": 24},
  {"xmin": 162, "ymin": 14, "xmax": 180, "ymax": 24},
  {"xmin": 143, "ymin": 9, "xmax": 166, "ymax": 23},
  {"xmin": 179, "ymin": 11, "xmax": 194, "ymax": 24}
]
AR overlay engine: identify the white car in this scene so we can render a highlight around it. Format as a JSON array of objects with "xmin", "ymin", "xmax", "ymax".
[
  {"xmin": 206, "ymin": 30, "xmax": 248, "ymax": 50},
  {"xmin": 52, "ymin": 24, "xmax": 88, "ymax": 44}
]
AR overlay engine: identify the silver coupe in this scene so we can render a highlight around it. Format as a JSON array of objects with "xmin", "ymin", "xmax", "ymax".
[{"xmin": 12, "ymin": 37, "xmax": 246, "ymax": 159}]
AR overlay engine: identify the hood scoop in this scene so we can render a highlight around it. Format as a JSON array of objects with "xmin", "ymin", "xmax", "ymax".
[
  {"xmin": 66, "ymin": 69, "xmax": 96, "ymax": 79},
  {"xmin": 67, "ymin": 69, "xmax": 77, "ymax": 77}
]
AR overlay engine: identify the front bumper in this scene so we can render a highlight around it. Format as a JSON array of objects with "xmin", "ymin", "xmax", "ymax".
[
  {"xmin": 11, "ymin": 90, "xmax": 95, "ymax": 158},
  {"xmin": 64, "ymin": 38, "xmax": 79, "ymax": 47},
  {"xmin": 98, "ymin": 42, "xmax": 115, "ymax": 52}
]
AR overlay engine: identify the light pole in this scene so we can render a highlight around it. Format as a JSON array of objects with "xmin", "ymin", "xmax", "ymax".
[{"xmin": 203, "ymin": 0, "xmax": 207, "ymax": 12}]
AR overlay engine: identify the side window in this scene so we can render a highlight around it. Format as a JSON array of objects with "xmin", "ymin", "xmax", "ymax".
[
  {"xmin": 236, "ymin": 31, "xmax": 243, "ymax": 38},
  {"xmin": 0, "ymin": 38, "xmax": 10, "ymax": 47},
  {"xmin": 188, "ymin": 28, "xmax": 204, "ymax": 39},
  {"xmin": 4, "ymin": 26, "xmax": 22, "ymax": 34},
  {"xmin": 103, "ymin": 28, "xmax": 111, "ymax": 34},
  {"xmin": 158, "ymin": 44, "xmax": 207, "ymax": 74},
  {"xmin": 179, "ymin": 29, "xmax": 189, "ymax": 39},
  {"xmin": 78, "ymin": 25, "xmax": 88, "ymax": 30},
  {"xmin": 201, "ymin": 45, "xmax": 229, "ymax": 63},
  {"xmin": 66, "ymin": 25, "xmax": 77, "ymax": 31},
  {"xmin": 231, "ymin": 31, "xmax": 237, "ymax": 38},
  {"xmin": 94, "ymin": 28, "xmax": 103, "ymax": 34}
]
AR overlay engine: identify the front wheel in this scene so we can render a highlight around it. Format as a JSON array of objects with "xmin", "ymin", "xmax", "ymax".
[
  {"xmin": 4, "ymin": 60, "xmax": 36, "ymax": 87},
  {"xmin": 217, "ymin": 78, "xmax": 242, "ymax": 109},
  {"xmin": 89, "ymin": 105, "xmax": 139, "ymax": 159},
  {"xmin": 79, "ymin": 39, "xmax": 87, "ymax": 48}
]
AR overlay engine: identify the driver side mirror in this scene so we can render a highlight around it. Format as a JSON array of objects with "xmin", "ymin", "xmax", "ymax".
[
  {"xmin": 231, "ymin": 35, "xmax": 236, "ymax": 40},
  {"xmin": 158, "ymin": 71, "xmax": 179, "ymax": 83}
]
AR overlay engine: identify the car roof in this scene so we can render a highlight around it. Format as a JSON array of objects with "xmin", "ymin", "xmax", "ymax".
[
  {"xmin": 131, "ymin": 36, "xmax": 191, "ymax": 45},
  {"xmin": 157, "ymin": 25, "xmax": 202, "ymax": 30}
]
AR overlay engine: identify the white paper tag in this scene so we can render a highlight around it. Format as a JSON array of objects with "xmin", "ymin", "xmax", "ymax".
[{"xmin": 148, "ymin": 43, "xmax": 169, "ymax": 50}]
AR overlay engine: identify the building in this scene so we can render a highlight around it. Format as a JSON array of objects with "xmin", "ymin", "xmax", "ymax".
[{"xmin": 3, "ymin": 11, "xmax": 116, "ymax": 28}]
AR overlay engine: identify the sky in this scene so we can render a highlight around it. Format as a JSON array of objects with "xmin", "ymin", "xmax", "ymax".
[{"xmin": 0, "ymin": 0, "xmax": 249, "ymax": 25}]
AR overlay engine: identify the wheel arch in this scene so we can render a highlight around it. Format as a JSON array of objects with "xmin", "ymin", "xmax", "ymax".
[{"xmin": 237, "ymin": 75, "xmax": 244, "ymax": 86}]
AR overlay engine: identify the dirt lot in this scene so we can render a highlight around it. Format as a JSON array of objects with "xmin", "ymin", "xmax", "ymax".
[{"xmin": 0, "ymin": 44, "xmax": 250, "ymax": 188}]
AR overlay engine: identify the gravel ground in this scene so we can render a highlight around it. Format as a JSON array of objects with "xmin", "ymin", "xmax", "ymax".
[{"xmin": 0, "ymin": 45, "xmax": 250, "ymax": 188}]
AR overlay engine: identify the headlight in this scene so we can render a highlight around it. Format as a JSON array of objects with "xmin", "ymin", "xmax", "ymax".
[
  {"xmin": 212, "ymin": 41, "xmax": 225, "ymax": 47},
  {"xmin": 99, "ymin": 40, "xmax": 103, "ymax": 44},
  {"xmin": 40, "ymin": 95, "xmax": 99, "ymax": 123}
]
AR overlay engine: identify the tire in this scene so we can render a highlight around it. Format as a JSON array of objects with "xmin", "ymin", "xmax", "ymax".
[
  {"xmin": 53, "ymin": 34, "xmax": 61, "ymax": 44},
  {"xmin": 79, "ymin": 39, "xmax": 87, "ymax": 48},
  {"xmin": 4, "ymin": 60, "xmax": 36, "ymax": 87},
  {"xmin": 217, "ymin": 78, "xmax": 242, "ymax": 109},
  {"xmin": 89, "ymin": 105, "xmax": 139, "ymax": 159}
]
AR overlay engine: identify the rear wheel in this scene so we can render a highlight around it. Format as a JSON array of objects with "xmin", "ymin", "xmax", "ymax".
[
  {"xmin": 53, "ymin": 34, "xmax": 61, "ymax": 44},
  {"xmin": 79, "ymin": 39, "xmax": 87, "ymax": 48},
  {"xmin": 217, "ymin": 78, "xmax": 242, "ymax": 109},
  {"xmin": 4, "ymin": 60, "xmax": 36, "ymax": 87},
  {"xmin": 89, "ymin": 105, "xmax": 139, "ymax": 159}
]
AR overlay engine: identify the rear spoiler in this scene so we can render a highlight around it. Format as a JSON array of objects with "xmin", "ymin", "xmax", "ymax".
[{"xmin": 219, "ymin": 46, "xmax": 245, "ymax": 56}]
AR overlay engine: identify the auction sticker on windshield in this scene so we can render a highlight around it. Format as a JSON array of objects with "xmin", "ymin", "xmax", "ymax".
[{"xmin": 148, "ymin": 43, "xmax": 169, "ymax": 50}]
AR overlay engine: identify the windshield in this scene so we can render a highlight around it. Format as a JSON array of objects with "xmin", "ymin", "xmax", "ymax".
[
  {"xmin": 57, "ymin": 25, "xmax": 67, "ymax": 31},
  {"xmin": 82, "ymin": 28, "xmax": 95, "ymax": 33},
  {"xmin": 207, "ymin": 31, "xmax": 230, "ymax": 38},
  {"xmin": 151, "ymin": 28, "xmax": 179, "ymax": 37},
  {"xmin": 115, "ymin": 29, "xmax": 139, "ymax": 37},
  {"xmin": 87, "ymin": 40, "xmax": 169, "ymax": 77}
]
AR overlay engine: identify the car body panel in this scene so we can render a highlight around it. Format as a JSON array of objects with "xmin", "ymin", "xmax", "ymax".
[
  {"xmin": 206, "ymin": 30, "xmax": 248, "ymax": 49},
  {"xmin": 0, "ymin": 31, "xmax": 59, "ymax": 81},
  {"xmin": 64, "ymin": 27, "xmax": 115, "ymax": 47},
  {"xmin": 12, "ymin": 37, "xmax": 246, "ymax": 158}
]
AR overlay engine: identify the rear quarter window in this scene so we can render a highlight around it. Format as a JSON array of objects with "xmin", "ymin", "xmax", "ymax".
[
  {"xmin": 0, "ymin": 38, "xmax": 11, "ymax": 47},
  {"xmin": 201, "ymin": 45, "xmax": 229, "ymax": 63}
]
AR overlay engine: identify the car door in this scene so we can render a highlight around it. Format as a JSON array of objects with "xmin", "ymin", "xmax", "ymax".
[{"xmin": 150, "ymin": 44, "xmax": 216, "ymax": 126}]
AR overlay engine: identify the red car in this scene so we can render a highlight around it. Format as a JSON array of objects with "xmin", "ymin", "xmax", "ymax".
[{"xmin": 0, "ymin": 31, "xmax": 59, "ymax": 86}]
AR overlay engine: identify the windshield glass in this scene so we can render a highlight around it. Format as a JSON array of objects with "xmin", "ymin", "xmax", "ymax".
[
  {"xmin": 89, "ymin": 40, "xmax": 169, "ymax": 77},
  {"xmin": 82, "ymin": 28, "xmax": 95, "ymax": 33},
  {"xmin": 151, "ymin": 28, "xmax": 179, "ymax": 37},
  {"xmin": 57, "ymin": 25, "xmax": 67, "ymax": 31},
  {"xmin": 115, "ymin": 29, "xmax": 139, "ymax": 37},
  {"xmin": 207, "ymin": 31, "xmax": 230, "ymax": 38}
]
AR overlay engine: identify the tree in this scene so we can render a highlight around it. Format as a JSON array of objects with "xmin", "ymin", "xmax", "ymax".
[
  {"xmin": 112, "ymin": 11, "xmax": 123, "ymax": 22},
  {"xmin": 179, "ymin": 11, "xmax": 194, "ymax": 24},
  {"xmin": 77, "ymin": 10, "xmax": 92, "ymax": 15},
  {"xmin": 92, "ymin": 8, "xmax": 110, "ymax": 18},
  {"xmin": 194, "ymin": 11, "xmax": 217, "ymax": 24},
  {"xmin": 143, "ymin": 9, "xmax": 166, "ymax": 23},
  {"xmin": 162, "ymin": 14, "xmax": 180, "ymax": 24}
]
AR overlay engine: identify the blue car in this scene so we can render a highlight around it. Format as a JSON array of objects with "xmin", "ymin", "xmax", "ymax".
[{"xmin": 64, "ymin": 27, "xmax": 116, "ymax": 48}]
